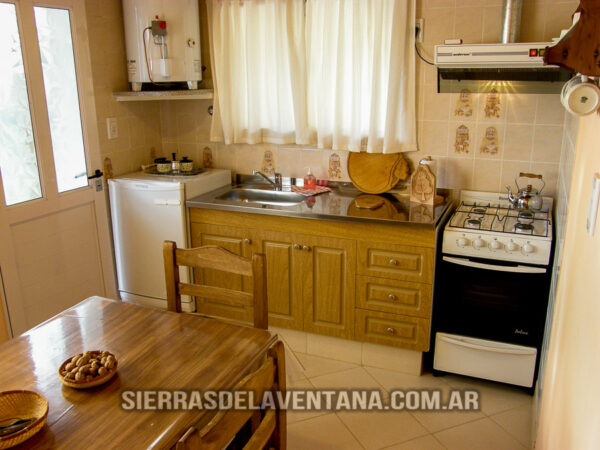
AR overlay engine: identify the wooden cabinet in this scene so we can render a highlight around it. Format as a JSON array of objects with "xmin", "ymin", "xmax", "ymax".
[
  {"xmin": 189, "ymin": 208, "xmax": 437, "ymax": 351},
  {"xmin": 257, "ymin": 230, "xmax": 303, "ymax": 330},
  {"xmin": 300, "ymin": 234, "xmax": 355, "ymax": 339}
]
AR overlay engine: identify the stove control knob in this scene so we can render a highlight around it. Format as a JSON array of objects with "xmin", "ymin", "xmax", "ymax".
[
  {"xmin": 473, "ymin": 238, "xmax": 485, "ymax": 248},
  {"xmin": 490, "ymin": 240, "xmax": 502, "ymax": 250},
  {"xmin": 522, "ymin": 243, "xmax": 535, "ymax": 254},
  {"xmin": 457, "ymin": 237, "xmax": 469, "ymax": 247},
  {"xmin": 507, "ymin": 242, "xmax": 519, "ymax": 252}
]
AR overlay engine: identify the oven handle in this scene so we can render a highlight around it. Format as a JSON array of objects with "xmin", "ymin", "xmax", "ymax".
[
  {"xmin": 442, "ymin": 256, "xmax": 547, "ymax": 274},
  {"xmin": 438, "ymin": 335, "xmax": 536, "ymax": 356}
]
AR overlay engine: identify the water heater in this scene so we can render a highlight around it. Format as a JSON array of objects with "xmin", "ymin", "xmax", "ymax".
[{"xmin": 122, "ymin": 0, "xmax": 202, "ymax": 91}]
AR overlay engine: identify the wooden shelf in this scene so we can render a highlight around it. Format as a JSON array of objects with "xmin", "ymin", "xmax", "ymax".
[{"xmin": 112, "ymin": 89, "xmax": 213, "ymax": 102}]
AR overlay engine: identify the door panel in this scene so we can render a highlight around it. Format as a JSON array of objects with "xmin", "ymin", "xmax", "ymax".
[
  {"xmin": 0, "ymin": 0, "xmax": 116, "ymax": 336},
  {"xmin": 302, "ymin": 234, "xmax": 355, "ymax": 339},
  {"xmin": 258, "ymin": 230, "xmax": 303, "ymax": 330},
  {"xmin": 190, "ymin": 223, "xmax": 255, "ymax": 322}
]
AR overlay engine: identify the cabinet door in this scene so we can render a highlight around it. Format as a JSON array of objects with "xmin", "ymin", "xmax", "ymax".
[
  {"xmin": 301, "ymin": 234, "xmax": 356, "ymax": 339},
  {"xmin": 190, "ymin": 223, "xmax": 256, "ymax": 322},
  {"xmin": 257, "ymin": 230, "xmax": 303, "ymax": 330}
]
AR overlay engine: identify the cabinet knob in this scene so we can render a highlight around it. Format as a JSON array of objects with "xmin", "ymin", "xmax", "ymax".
[
  {"xmin": 302, "ymin": 245, "xmax": 312, "ymax": 252},
  {"xmin": 386, "ymin": 327, "xmax": 396, "ymax": 335},
  {"xmin": 388, "ymin": 294, "xmax": 397, "ymax": 301},
  {"xmin": 243, "ymin": 238, "xmax": 252, "ymax": 244},
  {"xmin": 389, "ymin": 258, "xmax": 398, "ymax": 265},
  {"xmin": 293, "ymin": 244, "xmax": 301, "ymax": 250}
]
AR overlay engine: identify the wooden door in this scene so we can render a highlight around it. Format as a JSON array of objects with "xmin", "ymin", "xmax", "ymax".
[
  {"xmin": 257, "ymin": 229, "xmax": 303, "ymax": 330},
  {"xmin": 190, "ymin": 223, "xmax": 256, "ymax": 322},
  {"xmin": 0, "ymin": 0, "xmax": 116, "ymax": 337},
  {"xmin": 300, "ymin": 234, "xmax": 356, "ymax": 339}
]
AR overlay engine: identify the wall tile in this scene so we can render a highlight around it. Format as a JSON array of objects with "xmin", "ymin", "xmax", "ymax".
[
  {"xmin": 536, "ymin": 95, "xmax": 566, "ymax": 125},
  {"xmin": 420, "ymin": 121, "xmax": 450, "ymax": 156},
  {"xmin": 532, "ymin": 125, "xmax": 563, "ymax": 163},
  {"xmin": 454, "ymin": 7, "xmax": 483, "ymax": 44},
  {"xmin": 504, "ymin": 124, "xmax": 534, "ymax": 161},
  {"xmin": 445, "ymin": 157, "xmax": 474, "ymax": 191},
  {"xmin": 473, "ymin": 159, "xmax": 502, "ymax": 192},
  {"xmin": 506, "ymin": 94, "xmax": 538, "ymax": 124}
]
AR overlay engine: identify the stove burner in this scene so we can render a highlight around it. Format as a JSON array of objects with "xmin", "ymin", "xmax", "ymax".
[
  {"xmin": 466, "ymin": 218, "xmax": 481, "ymax": 228},
  {"xmin": 514, "ymin": 222, "xmax": 534, "ymax": 233},
  {"xmin": 472, "ymin": 207, "xmax": 487, "ymax": 215},
  {"xmin": 518, "ymin": 210, "xmax": 534, "ymax": 220}
]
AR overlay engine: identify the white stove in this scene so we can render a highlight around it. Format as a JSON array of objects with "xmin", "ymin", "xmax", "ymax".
[{"xmin": 443, "ymin": 190, "xmax": 553, "ymax": 266}]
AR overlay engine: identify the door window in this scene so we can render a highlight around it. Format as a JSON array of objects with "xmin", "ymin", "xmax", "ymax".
[{"xmin": 0, "ymin": 2, "xmax": 42, "ymax": 206}]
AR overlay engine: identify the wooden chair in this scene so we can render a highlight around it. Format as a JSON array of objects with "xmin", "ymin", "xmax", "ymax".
[
  {"xmin": 176, "ymin": 340, "xmax": 287, "ymax": 450},
  {"xmin": 163, "ymin": 241, "xmax": 268, "ymax": 329}
]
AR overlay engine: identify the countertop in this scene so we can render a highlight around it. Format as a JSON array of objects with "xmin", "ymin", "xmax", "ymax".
[{"xmin": 187, "ymin": 181, "xmax": 454, "ymax": 227}]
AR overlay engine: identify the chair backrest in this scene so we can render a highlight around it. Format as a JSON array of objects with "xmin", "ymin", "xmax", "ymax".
[
  {"xmin": 163, "ymin": 241, "xmax": 268, "ymax": 329},
  {"xmin": 176, "ymin": 340, "xmax": 286, "ymax": 450}
]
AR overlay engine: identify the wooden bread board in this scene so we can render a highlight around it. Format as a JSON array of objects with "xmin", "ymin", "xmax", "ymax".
[{"xmin": 347, "ymin": 152, "xmax": 410, "ymax": 194}]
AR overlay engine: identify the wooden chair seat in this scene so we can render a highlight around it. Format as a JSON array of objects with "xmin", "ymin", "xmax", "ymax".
[{"xmin": 163, "ymin": 242, "xmax": 268, "ymax": 329}]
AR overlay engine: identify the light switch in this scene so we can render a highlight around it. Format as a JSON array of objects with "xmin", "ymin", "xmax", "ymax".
[
  {"xmin": 586, "ymin": 173, "xmax": 600, "ymax": 236},
  {"xmin": 106, "ymin": 117, "xmax": 118, "ymax": 140}
]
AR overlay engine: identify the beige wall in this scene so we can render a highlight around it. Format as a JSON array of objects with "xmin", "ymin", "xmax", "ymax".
[
  {"xmin": 536, "ymin": 113, "xmax": 600, "ymax": 448},
  {"xmin": 85, "ymin": 0, "xmax": 162, "ymax": 177},
  {"xmin": 160, "ymin": 0, "xmax": 578, "ymax": 196}
]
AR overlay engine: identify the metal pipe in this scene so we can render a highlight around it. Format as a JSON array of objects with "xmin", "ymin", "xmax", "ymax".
[{"xmin": 501, "ymin": 0, "xmax": 523, "ymax": 43}]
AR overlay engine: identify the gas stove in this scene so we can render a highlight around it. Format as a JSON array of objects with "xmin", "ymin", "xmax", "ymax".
[{"xmin": 443, "ymin": 190, "xmax": 553, "ymax": 265}]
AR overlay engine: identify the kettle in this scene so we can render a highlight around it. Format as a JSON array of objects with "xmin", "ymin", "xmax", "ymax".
[{"xmin": 506, "ymin": 173, "xmax": 545, "ymax": 211}]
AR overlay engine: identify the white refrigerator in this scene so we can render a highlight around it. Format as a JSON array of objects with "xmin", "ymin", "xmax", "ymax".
[{"xmin": 108, "ymin": 169, "xmax": 230, "ymax": 310}]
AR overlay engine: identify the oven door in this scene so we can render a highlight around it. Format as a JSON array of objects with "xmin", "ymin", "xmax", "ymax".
[{"xmin": 433, "ymin": 255, "xmax": 551, "ymax": 347}]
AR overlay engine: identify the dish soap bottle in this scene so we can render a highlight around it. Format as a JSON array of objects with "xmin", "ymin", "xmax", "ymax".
[{"xmin": 304, "ymin": 168, "xmax": 316, "ymax": 190}]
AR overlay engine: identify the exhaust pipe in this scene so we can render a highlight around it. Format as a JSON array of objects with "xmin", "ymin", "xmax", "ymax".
[{"xmin": 501, "ymin": 0, "xmax": 523, "ymax": 43}]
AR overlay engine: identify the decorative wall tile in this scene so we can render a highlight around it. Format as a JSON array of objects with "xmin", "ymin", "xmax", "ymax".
[
  {"xmin": 481, "ymin": 89, "xmax": 502, "ymax": 121},
  {"xmin": 454, "ymin": 89, "xmax": 474, "ymax": 119},
  {"xmin": 261, "ymin": 149, "xmax": 275, "ymax": 175},
  {"xmin": 479, "ymin": 125, "xmax": 501, "ymax": 156},
  {"xmin": 454, "ymin": 124, "xmax": 471, "ymax": 155},
  {"xmin": 103, "ymin": 157, "xmax": 113, "ymax": 180},
  {"xmin": 202, "ymin": 146, "xmax": 214, "ymax": 168}
]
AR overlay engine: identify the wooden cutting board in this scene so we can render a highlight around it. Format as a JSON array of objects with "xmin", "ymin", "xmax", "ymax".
[{"xmin": 347, "ymin": 152, "xmax": 410, "ymax": 194}]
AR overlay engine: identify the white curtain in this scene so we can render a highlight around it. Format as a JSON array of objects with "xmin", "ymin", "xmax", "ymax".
[
  {"xmin": 207, "ymin": 0, "xmax": 416, "ymax": 154},
  {"xmin": 305, "ymin": 0, "xmax": 416, "ymax": 153},
  {"xmin": 207, "ymin": 0, "xmax": 306, "ymax": 145}
]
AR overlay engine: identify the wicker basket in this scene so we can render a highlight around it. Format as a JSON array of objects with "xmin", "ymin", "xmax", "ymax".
[
  {"xmin": 58, "ymin": 351, "xmax": 118, "ymax": 389},
  {"xmin": 0, "ymin": 390, "xmax": 48, "ymax": 449}
]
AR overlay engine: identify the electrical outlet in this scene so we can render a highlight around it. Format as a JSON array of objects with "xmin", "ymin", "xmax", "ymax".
[
  {"xmin": 106, "ymin": 117, "xmax": 118, "ymax": 140},
  {"xmin": 416, "ymin": 18, "xmax": 424, "ymax": 43}
]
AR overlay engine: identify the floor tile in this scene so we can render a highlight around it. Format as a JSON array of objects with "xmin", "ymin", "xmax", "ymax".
[
  {"xmin": 362, "ymin": 343, "xmax": 422, "ymax": 375},
  {"xmin": 382, "ymin": 435, "xmax": 446, "ymax": 450},
  {"xmin": 365, "ymin": 367, "xmax": 448, "ymax": 392},
  {"xmin": 296, "ymin": 352, "xmax": 359, "ymax": 378},
  {"xmin": 410, "ymin": 382, "xmax": 485, "ymax": 433},
  {"xmin": 490, "ymin": 403, "xmax": 533, "ymax": 448},
  {"xmin": 287, "ymin": 413, "xmax": 364, "ymax": 450},
  {"xmin": 286, "ymin": 376, "xmax": 331, "ymax": 425},
  {"xmin": 306, "ymin": 333, "xmax": 363, "ymax": 364},
  {"xmin": 434, "ymin": 417, "xmax": 527, "ymax": 450},
  {"xmin": 442, "ymin": 374, "xmax": 532, "ymax": 416},
  {"xmin": 309, "ymin": 367, "xmax": 385, "ymax": 391},
  {"xmin": 336, "ymin": 410, "xmax": 429, "ymax": 450}
]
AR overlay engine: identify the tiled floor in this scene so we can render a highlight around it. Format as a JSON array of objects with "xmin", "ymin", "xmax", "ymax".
[{"xmin": 285, "ymin": 351, "xmax": 533, "ymax": 450}]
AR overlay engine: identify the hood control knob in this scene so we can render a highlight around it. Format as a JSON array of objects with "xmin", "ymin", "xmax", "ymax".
[{"xmin": 473, "ymin": 238, "xmax": 485, "ymax": 248}]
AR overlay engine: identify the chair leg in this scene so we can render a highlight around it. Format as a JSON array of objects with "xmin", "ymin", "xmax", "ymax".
[{"xmin": 268, "ymin": 341, "xmax": 286, "ymax": 449}]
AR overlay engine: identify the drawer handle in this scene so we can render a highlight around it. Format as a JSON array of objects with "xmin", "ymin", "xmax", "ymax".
[
  {"xmin": 293, "ymin": 244, "xmax": 301, "ymax": 250},
  {"xmin": 303, "ymin": 245, "xmax": 312, "ymax": 252},
  {"xmin": 386, "ymin": 327, "xmax": 396, "ymax": 335},
  {"xmin": 388, "ymin": 258, "xmax": 398, "ymax": 265},
  {"xmin": 388, "ymin": 294, "xmax": 397, "ymax": 301},
  {"xmin": 243, "ymin": 238, "xmax": 252, "ymax": 244}
]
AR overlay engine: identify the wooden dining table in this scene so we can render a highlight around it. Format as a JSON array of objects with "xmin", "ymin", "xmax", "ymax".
[{"xmin": 0, "ymin": 296, "xmax": 280, "ymax": 448}]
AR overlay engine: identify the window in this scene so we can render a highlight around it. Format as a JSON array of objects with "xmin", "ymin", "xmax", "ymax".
[{"xmin": 207, "ymin": 0, "xmax": 416, "ymax": 154}]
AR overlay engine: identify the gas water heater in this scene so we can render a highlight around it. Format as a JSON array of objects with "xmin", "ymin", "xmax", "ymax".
[{"xmin": 122, "ymin": 0, "xmax": 202, "ymax": 91}]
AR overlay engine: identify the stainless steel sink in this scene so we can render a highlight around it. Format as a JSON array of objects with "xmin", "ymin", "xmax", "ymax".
[{"xmin": 215, "ymin": 188, "xmax": 305, "ymax": 207}]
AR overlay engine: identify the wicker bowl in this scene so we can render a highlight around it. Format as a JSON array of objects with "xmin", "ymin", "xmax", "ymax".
[
  {"xmin": 0, "ymin": 390, "xmax": 48, "ymax": 449},
  {"xmin": 58, "ymin": 351, "xmax": 118, "ymax": 389}
]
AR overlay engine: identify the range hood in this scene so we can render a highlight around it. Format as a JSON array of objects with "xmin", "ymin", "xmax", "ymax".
[
  {"xmin": 434, "ymin": 0, "xmax": 572, "ymax": 94},
  {"xmin": 435, "ymin": 43, "xmax": 572, "ymax": 94}
]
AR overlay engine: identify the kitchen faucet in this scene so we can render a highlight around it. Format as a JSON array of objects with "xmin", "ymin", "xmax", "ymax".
[{"xmin": 252, "ymin": 170, "xmax": 282, "ymax": 190}]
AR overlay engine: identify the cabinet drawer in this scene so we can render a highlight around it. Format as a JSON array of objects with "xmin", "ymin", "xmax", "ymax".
[
  {"xmin": 357, "ymin": 242, "xmax": 433, "ymax": 283},
  {"xmin": 355, "ymin": 309, "xmax": 430, "ymax": 351},
  {"xmin": 356, "ymin": 276, "xmax": 432, "ymax": 318}
]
